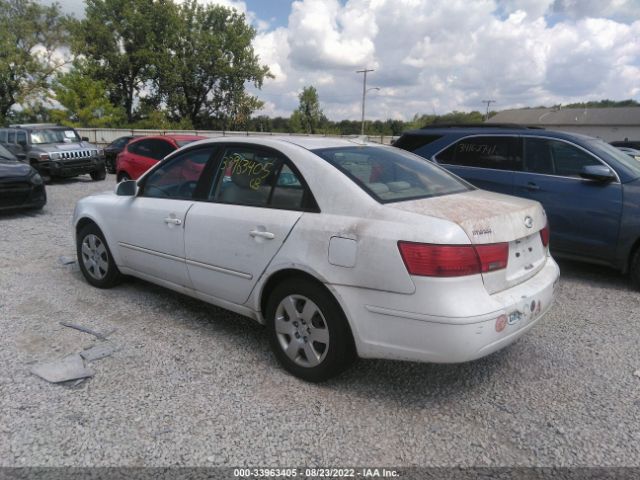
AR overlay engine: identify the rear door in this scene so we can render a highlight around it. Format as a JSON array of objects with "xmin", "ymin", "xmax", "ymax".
[
  {"xmin": 434, "ymin": 135, "xmax": 522, "ymax": 195},
  {"xmin": 184, "ymin": 144, "xmax": 316, "ymax": 305},
  {"xmin": 514, "ymin": 136, "xmax": 623, "ymax": 262}
]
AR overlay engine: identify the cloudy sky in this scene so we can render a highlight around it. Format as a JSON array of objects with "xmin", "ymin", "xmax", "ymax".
[{"xmin": 52, "ymin": 0, "xmax": 640, "ymax": 121}]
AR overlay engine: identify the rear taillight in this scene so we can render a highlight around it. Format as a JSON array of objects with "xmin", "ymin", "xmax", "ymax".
[
  {"xmin": 540, "ymin": 223, "xmax": 550, "ymax": 248},
  {"xmin": 398, "ymin": 241, "xmax": 508, "ymax": 277}
]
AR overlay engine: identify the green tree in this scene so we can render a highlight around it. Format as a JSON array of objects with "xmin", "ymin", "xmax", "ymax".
[
  {"xmin": 290, "ymin": 86, "xmax": 326, "ymax": 134},
  {"xmin": 49, "ymin": 65, "xmax": 126, "ymax": 127},
  {"xmin": 157, "ymin": 1, "xmax": 271, "ymax": 129},
  {"xmin": 0, "ymin": 0, "xmax": 72, "ymax": 123},
  {"xmin": 73, "ymin": 0, "xmax": 178, "ymax": 123}
]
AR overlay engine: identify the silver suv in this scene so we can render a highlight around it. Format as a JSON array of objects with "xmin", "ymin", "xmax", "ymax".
[{"xmin": 0, "ymin": 124, "xmax": 106, "ymax": 181}]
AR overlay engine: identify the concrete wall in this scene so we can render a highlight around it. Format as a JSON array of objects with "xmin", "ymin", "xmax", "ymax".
[{"xmin": 75, "ymin": 128, "xmax": 398, "ymax": 147}]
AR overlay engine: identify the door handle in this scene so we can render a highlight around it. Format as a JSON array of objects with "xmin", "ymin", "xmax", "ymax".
[
  {"xmin": 524, "ymin": 182, "xmax": 540, "ymax": 191},
  {"xmin": 164, "ymin": 217, "xmax": 182, "ymax": 225},
  {"xmin": 249, "ymin": 229, "xmax": 275, "ymax": 239}
]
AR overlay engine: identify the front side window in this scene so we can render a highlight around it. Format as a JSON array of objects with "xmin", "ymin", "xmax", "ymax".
[
  {"xmin": 524, "ymin": 138, "xmax": 600, "ymax": 177},
  {"xmin": 141, "ymin": 148, "xmax": 214, "ymax": 200},
  {"xmin": 312, "ymin": 145, "xmax": 470, "ymax": 203},
  {"xmin": 16, "ymin": 131, "xmax": 26, "ymax": 144},
  {"xmin": 436, "ymin": 136, "xmax": 523, "ymax": 171},
  {"xmin": 29, "ymin": 129, "xmax": 80, "ymax": 144},
  {"xmin": 210, "ymin": 146, "xmax": 311, "ymax": 210}
]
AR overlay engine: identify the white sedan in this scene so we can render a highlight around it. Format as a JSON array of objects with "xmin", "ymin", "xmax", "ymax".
[{"xmin": 73, "ymin": 137, "xmax": 560, "ymax": 381}]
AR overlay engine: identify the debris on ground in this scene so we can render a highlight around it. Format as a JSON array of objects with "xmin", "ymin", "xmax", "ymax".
[
  {"xmin": 153, "ymin": 428, "xmax": 173, "ymax": 438},
  {"xmin": 59, "ymin": 322, "xmax": 111, "ymax": 340},
  {"xmin": 58, "ymin": 255, "xmax": 76, "ymax": 266},
  {"xmin": 634, "ymin": 369, "xmax": 640, "ymax": 378},
  {"xmin": 31, "ymin": 354, "xmax": 94, "ymax": 383},
  {"xmin": 80, "ymin": 343, "xmax": 117, "ymax": 362}
]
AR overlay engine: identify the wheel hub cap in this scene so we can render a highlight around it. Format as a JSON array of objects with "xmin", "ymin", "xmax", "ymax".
[
  {"xmin": 274, "ymin": 294, "xmax": 330, "ymax": 368},
  {"xmin": 81, "ymin": 234, "xmax": 108, "ymax": 280}
]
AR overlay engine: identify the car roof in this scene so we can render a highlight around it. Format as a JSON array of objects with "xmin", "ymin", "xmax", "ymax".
[{"xmin": 402, "ymin": 125, "xmax": 596, "ymax": 142}]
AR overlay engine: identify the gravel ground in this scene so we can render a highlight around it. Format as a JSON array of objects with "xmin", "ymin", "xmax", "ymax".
[{"xmin": 1, "ymin": 175, "xmax": 640, "ymax": 468}]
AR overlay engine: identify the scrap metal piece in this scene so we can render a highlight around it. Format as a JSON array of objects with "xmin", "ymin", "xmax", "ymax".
[
  {"xmin": 80, "ymin": 343, "xmax": 117, "ymax": 362},
  {"xmin": 31, "ymin": 354, "xmax": 94, "ymax": 383},
  {"xmin": 60, "ymin": 322, "xmax": 108, "ymax": 340},
  {"xmin": 58, "ymin": 255, "xmax": 76, "ymax": 266}
]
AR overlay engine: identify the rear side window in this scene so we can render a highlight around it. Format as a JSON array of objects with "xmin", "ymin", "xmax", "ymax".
[
  {"xmin": 7, "ymin": 131, "xmax": 15, "ymax": 143},
  {"xmin": 0, "ymin": 130, "xmax": 6, "ymax": 142},
  {"xmin": 393, "ymin": 134, "xmax": 442, "ymax": 153},
  {"xmin": 313, "ymin": 145, "xmax": 470, "ymax": 203},
  {"xmin": 209, "ymin": 146, "xmax": 314, "ymax": 211},
  {"xmin": 436, "ymin": 136, "xmax": 523, "ymax": 171}
]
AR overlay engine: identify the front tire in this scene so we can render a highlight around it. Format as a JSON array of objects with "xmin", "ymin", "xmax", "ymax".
[
  {"xmin": 266, "ymin": 278, "xmax": 356, "ymax": 382},
  {"xmin": 76, "ymin": 223, "xmax": 123, "ymax": 288},
  {"xmin": 90, "ymin": 165, "xmax": 106, "ymax": 181}
]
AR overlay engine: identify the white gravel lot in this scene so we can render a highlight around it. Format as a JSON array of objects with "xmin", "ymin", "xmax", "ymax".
[{"xmin": 1, "ymin": 175, "xmax": 639, "ymax": 467}]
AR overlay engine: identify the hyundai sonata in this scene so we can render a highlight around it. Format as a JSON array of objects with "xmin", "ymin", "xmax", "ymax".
[{"xmin": 73, "ymin": 137, "xmax": 559, "ymax": 381}]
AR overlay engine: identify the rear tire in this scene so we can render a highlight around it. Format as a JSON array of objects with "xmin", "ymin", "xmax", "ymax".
[
  {"xmin": 90, "ymin": 165, "xmax": 106, "ymax": 181},
  {"xmin": 76, "ymin": 223, "xmax": 123, "ymax": 289},
  {"xmin": 631, "ymin": 248, "xmax": 640, "ymax": 290},
  {"xmin": 266, "ymin": 277, "xmax": 356, "ymax": 382}
]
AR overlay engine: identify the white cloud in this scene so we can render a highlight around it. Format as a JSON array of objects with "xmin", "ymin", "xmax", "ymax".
[{"xmin": 251, "ymin": 0, "xmax": 640, "ymax": 120}]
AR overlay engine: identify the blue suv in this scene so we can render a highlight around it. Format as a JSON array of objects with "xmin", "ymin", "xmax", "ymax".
[{"xmin": 394, "ymin": 124, "xmax": 640, "ymax": 287}]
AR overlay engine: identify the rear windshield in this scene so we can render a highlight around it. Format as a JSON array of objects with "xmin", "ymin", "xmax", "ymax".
[{"xmin": 312, "ymin": 145, "xmax": 471, "ymax": 203}]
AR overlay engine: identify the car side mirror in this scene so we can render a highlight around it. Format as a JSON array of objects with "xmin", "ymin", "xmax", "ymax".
[
  {"xmin": 579, "ymin": 165, "xmax": 616, "ymax": 182},
  {"xmin": 115, "ymin": 180, "xmax": 137, "ymax": 196},
  {"xmin": 81, "ymin": 136, "xmax": 89, "ymax": 142}
]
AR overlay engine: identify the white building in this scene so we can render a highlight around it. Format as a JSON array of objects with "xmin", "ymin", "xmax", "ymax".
[{"xmin": 486, "ymin": 107, "xmax": 640, "ymax": 142}]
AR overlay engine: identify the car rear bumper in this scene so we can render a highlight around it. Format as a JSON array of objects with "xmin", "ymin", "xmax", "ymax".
[{"xmin": 331, "ymin": 257, "xmax": 560, "ymax": 363}]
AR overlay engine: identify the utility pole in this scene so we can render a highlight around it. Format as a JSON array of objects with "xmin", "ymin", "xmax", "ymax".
[
  {"xmin": 357, "ymin": 68, "xmax": 374, "ymax": 135},
  {"xmin": 482, "ymin": 99, "xmax": 496, "ymax": 121}
]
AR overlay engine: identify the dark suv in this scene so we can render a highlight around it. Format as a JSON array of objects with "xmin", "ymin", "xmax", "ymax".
[
  {"xmin": 395, "ymin": 124, "xmax": 640, "ymax": 286},
  {"xmin": 0, "ymin": 124, "xmax": 106, "ymax": 181}
]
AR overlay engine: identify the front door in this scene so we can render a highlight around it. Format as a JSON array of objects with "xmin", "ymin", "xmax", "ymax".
[
  {"xmin": 114, "ymin": 147, "xmax": 215, "ymax": 287},
  {"xmin": 515, "ymin": 137, "xmax": 623, "ymax": 262},
  {"xmin": 185, "ymin": 145, "xmax": 312, "ymax": 305}
]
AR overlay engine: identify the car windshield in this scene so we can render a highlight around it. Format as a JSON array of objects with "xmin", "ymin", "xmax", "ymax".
[
  {"xmin": 587, "ymin": 139, "xmax": 640, "ymax": 177},
  {"xmin": 30, "ymin": 128, "xmax": 81, "ymax": 144},
  {"xmin": 0, "ymin": 144, "xmax": 16, "ymax": 161},
  {"xmin": 312, "ymin": 145, "xmax": 471, "ymax": 203}
]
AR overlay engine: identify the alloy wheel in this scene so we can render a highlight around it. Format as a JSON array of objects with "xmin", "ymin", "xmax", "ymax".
[{"xmin": 274, "ymin": 294, "xmax": 330, "ymax": 368}]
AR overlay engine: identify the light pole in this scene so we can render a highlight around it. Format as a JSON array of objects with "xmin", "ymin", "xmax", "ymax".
[
  {"xmin": 356, "ymin": 68, "xmax": 374, "ymax": 135},
  {"xmin": 482, "ymin": 99, "xmax": 496, "ymax": 121}
]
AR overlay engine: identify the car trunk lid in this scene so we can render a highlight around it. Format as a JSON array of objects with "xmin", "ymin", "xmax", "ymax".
[{"xmin": 391, "ymin": 189, "xmax": 548, "ymax": 293}]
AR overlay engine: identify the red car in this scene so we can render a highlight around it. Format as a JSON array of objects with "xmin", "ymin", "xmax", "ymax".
[{"xmin": 116, "ymin": 135, "xmax": 205, "ymax": 181}]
